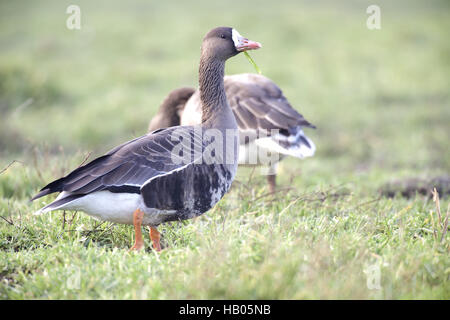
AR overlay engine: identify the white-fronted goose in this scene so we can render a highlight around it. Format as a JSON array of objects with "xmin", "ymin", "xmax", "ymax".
[
  {"xmin": 148, "ymin": 73, "xmax": 316, "ymax": 193},
  {"xmin": 31, "ymin": 27, "xmax": 261, "ymax": 251}
]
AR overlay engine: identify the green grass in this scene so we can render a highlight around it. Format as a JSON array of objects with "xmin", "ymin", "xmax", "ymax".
[{"xmin": 0, "ymin": 0, "xmax": 449, "ymax": 299}]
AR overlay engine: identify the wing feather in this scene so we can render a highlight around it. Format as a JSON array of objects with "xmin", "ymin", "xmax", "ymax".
[
  {"xmin": 31, "ymin": 126, "xmax": 203, "ymax": 201},
  {"xmin": 223, "ymin": 74, "xmax": 316, "ymax": 139}
]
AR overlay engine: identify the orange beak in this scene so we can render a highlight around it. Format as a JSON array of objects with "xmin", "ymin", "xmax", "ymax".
[{"xmin": 232, "ymin": 29, "xmax": 262, "ymax": 52}]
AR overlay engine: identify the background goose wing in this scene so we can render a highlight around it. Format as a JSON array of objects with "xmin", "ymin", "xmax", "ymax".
[{"xmin": 225, "ymin": 74, "xmax": 315, "ymax": 138}]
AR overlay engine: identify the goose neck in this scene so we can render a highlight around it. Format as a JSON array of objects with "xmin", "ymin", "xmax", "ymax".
[{"xmin": 199, "ymin": 56, "xmax": 227, "ymax": 123}]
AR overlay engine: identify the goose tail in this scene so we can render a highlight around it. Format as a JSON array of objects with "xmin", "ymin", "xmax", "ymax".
[
  {"xmin": 256, "ymin": 127, "xmax": 316, "ymax": 159},
  {"xmin": 33, "ymin": 193, "xmax": 84, "ymax": 215}
]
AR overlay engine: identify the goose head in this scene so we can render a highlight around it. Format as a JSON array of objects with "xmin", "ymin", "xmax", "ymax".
[{"xmin": 201, "ymin": 27, "xmax": 261, "ymax": 61}]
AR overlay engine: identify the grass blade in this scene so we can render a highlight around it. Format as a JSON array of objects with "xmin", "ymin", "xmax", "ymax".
[{"xmin": 244, "ymin": 51, "xmax": 262, "ymax": 74}]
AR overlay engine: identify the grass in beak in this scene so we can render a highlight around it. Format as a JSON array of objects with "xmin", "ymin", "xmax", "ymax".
[{"xmin": 244, "ymin": 51, "xmax": 262, "ymax": 74}]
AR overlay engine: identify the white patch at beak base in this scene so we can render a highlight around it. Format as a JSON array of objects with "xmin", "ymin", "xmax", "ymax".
[
  {"xmin": 232, "ymin": 28, "xmax": 246, "ymax": 49},
  {"xmin": 232, "ymin": 28, "xmax": 261, "ymax": 52},
  {"xmin": 232, "ymin": 29, "xmax": 242, "ymax": 47}
]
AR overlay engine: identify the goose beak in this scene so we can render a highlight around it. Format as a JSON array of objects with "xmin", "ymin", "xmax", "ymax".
[
  {"xmin": 236, "ymin": 39, "xmax": 262, "ymax": 52},
  {"xmin": 232, "ymin": 29, "xmax": 262, "ymax": 52}
]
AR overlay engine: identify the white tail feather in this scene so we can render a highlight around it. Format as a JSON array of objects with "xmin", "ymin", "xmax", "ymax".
[{"xmin": 255, "ymin": 133, "xmax": 316, "ymax": 159}]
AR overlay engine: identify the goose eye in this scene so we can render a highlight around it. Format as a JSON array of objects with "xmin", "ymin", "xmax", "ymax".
[{"xmin": 220, "ymin": 34, "xmax": 226, "ymax": 39}]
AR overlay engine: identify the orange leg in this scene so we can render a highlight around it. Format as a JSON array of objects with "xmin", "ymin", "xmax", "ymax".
[
  {"xmin": 149, "ymin": 226, "xmax": 161, "ymax": 252},
  {"xmin": 267, "ymin": 174, "xmax": 276, "ymax": 194},
  {"xmin": 129, "ymin": 209, "xmax": 144, "ymax": 251}
]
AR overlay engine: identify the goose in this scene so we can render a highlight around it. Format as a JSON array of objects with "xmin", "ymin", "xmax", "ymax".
[
  {"xmin": 148, "ymin": 73, "xmax": 316, "ymax": 193},
  {"xmin": 31, "ymin": 27, "xmax": 261, "ymax": 251}
]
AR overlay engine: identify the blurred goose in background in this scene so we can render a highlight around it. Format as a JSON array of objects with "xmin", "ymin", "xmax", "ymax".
[
  {"xmin": 32, "ymin": 27, "xmax": 261, "ymax": 251},
  {"xmin": 149, "ymin": 73, "xmax": 316, "ymax": 193}
]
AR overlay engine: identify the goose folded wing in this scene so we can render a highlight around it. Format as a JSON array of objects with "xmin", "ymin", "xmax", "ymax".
[
  {"xmin": 230, "ymin": 94, "xmax": 315, "ymax": 144},
  {"xmin": 31, "ymin": 126, "xmax": 203, "ymax": 199},
  {"xmin": 226, "ymin": 76, "xmax": 314, "ymax": 137}
]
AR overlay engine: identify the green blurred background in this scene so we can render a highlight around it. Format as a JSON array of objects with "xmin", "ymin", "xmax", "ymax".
[
  {"xmin": 0, "ymin": 0, "xmax": 449, "ymax": 300},
  {"xmin": 1, "ymin": 0, "xmax": 448, "ymax": 174}
]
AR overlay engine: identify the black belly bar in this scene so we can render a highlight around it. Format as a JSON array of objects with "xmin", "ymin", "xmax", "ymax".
[{"xmin": 140, "ymin": 163, "xmax": 233, "ymax": 222}]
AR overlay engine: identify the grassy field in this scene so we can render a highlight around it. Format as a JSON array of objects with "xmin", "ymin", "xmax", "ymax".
[{"xmin": 0, "ymin": 0, "xmax": 449, "ymax": 299}]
